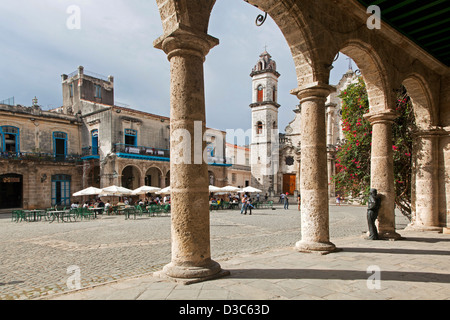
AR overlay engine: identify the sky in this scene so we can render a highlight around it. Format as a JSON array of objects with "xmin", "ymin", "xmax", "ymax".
[{"xmin": 0, "ymin": 0, "xmax": 353, "ymax": 143}]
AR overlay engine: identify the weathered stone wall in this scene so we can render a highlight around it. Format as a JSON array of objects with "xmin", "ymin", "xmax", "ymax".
[
  {"xmin": 0, "ymin": 160, "xmax": 82, "ymax": 210},
  {"xmin": 0, "ymin": 105, "xmax": 81, "ymax": 155}
]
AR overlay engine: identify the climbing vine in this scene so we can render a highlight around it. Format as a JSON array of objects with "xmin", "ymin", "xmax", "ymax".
[{"xmin": 332, "ymin": 76, "xmax": 415, "ymax": 220}]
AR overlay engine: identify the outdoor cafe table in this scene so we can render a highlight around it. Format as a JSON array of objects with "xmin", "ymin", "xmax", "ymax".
[
  {"xmin": 48, "ymin": 210, "xmax": 69, "ymax": 223},
  {"xmin": 23, "ymin": 210, "xmax": 45, "ymax": 222},
  {"xmin": 88, "ymin": 207, "xmax": 103, "ymax": 219}
]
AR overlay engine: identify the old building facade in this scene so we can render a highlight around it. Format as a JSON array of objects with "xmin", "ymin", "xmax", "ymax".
[{"xmin": 0, "ymin": 66, "xmax": 229, "ymax": 210}]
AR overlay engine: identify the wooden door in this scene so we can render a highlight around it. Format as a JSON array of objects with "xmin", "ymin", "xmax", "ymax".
[{"xmin": 283, "ymin": 174, "xmax": 296, "ymax": 195}]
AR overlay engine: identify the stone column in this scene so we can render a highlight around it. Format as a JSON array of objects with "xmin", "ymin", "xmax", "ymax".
[
  {"xmin": 291, "ymin": 83, "xmax": 337, "ymax": 254},
  {"xmin": 364, "ymin": 110, "xmax": 402, "ymax": 240},
  {"xmin": 408, "ymin": 129, "xmax": 442, "ymax": 231},
  {"xmin": 154, "ymin": 27, "xmax": 228, "ymax": 283}
]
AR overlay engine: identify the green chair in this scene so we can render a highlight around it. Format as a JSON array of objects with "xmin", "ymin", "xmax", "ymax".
[
  {"xmin": 66, "ymin": 209, "xmax": 78, "ymax": 222},
  {"xmin": 12, "ymin": 210, "xmax": 24, "ymax": 222},
  {"xmin": 149, "ymin": 205, "xmax": 163, "ymax": 217},
  {"xmin": 135, "ymin": 205, "xmax": 145, "ymax": 217},
  {"xmin": 77, "ymin": 207, "xmax": 92, "ymax": 220},
  {"xmin": 162, "ymin": 204, "xmax": 171, "ymax": 215},
  {"xmin": 35, "ymin": 210, "xmax": 46, "ymax": 221},
  {"xmin": 125, "ymin": 207, "xmax": 137, "ymax": 220}
]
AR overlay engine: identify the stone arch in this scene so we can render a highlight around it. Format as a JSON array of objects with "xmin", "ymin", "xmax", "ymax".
[
  {"xmin": 144, "ymin": 165, "xmax": 164, "ymax": 188},
  {"xmin": 401, "ymin": 74, "xmax": 435, "ymax": 130},
  {"xmin": 256, "ymin": 121, "xmax": 264, "ymax": 135},
  {"xmin": 87, "ymin": 165, "xmax": 100, "ymax": 188},
  {"xmin": 121, "ymin": 165, "xmax": 142, "ymax": 190},
  {"xmin": 245, "ymin": 0, "xmax": 317, "ymax": 86},
  {"xmin": 165, "ymin": 170, "xmax": 170, "ymax": 187},
  {"xmin": 337, "ymin": 40, "xmax": 391, "ymax": 112}
]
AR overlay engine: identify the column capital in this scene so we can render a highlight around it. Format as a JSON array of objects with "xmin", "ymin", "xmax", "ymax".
[
  {"xmin": 154, "ymin": 24, "xmax": 219, "ymax": 61},
  {"xmin": 290, "ymin": 82, "xmax": 336, "ymax": 102},
  {"xmin": 363, "ymin": 109, "xmax": 399, "ymax": 125}
]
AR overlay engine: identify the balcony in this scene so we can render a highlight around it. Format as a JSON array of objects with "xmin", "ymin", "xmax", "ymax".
[
  {"xmin": 114, "ymin": 144, "xmax": 170, "ymax": 162},
  {"xmin": 0, "ymin": 151, "xmax": 81, "ymax": 163},
  {"xmin": 111, "ymin": 143, "xmax": 231, "ymax": 166},
  {"xmin": 81, "ymin": 146, "xmax": 100, "ymax": 160}
]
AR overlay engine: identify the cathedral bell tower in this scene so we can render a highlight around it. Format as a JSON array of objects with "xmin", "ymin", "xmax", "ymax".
[{"xmin": 250, "ymin": 51, "xmax": 281, "ymax": 196}]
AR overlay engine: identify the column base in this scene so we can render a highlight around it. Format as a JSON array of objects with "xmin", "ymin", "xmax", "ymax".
[
  {"xmin": 153, "ymin": 260, "xmax": 230, "ymax": 285},
  {"xmin": 405, "ymin": 223, "xmax": 443, "ymax": 233},
  {"xmin": 295, "ymin": 240, "xmax": 339, "ymax": 255},
  {"xmin": 443, "ymin": 228, "xmax": 450, "ymax": 234},
  {"xmin": 378, "ymin": 230, "xmax": 404, "ymax": 240}
]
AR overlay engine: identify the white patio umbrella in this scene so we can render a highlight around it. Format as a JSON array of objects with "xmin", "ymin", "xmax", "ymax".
[
  {"xmin": 99, "ymin": 185, "xmax": 133, "ymax": 196},
  {"xmin": 73, "ymin": 186, "xmax": 103, "ymax": 197},
  {"xmin": 132, "ymin": 186, "xmax": 161, "ymax": 195},
  {"xmin": 220, "ymin": 185, "xmax": 241, "ymax": 192},
  {"xmin": 209, "ymin": 185, "xmax": 222, "ymax": 193},
  {"xmin": 240, "ymin": 186, "xmax": 263, "ymax": 193},
  {"xmin": 99, "ymin": 185, "xmax": 133, "ymax": 204},
  {"xmin": 156, "ymin": 186, "xmax": 171, "ymax": 194}
]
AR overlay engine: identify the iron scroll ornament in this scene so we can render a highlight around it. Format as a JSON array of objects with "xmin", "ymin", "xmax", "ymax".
[{"xmin": 256, "ymin": 12, "xmax": 268, "ymax": 26}]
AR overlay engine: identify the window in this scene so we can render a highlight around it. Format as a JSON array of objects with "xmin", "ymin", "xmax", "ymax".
[
  {"xmin": 257, "ymin": 85, "xmax": 264, "ymax": 102},
  {"xmin": 125, "ymin": 129, "xmax": 137, "ymax": 146},
  {"xmin": 69, "ymin": 84, "xmax": 74, "ymax": 97},
  {"xmin": 94, "ymin": 85, "xmax": 102, "ymax": 98},
  {"xmin": 53, "ymin": 132, "xmax": 68, "ymax": 161},
  {"xmin": 1, "ymin": 126, "xmax": 20, "ymax": 154},
  {"xmin": 51, "ymin": 174, "xmax": 71, "ymax": 206},
  {"xmin": 91, "ymin": 130, "xmax": 99, "ymax": 155},
  {"xmin": 256, "ymin": 121, "xmax": 263, "ymax": 135},
  {"xmin": 272, "ymin": 86, "xmax": 277, "ymax": 102}
]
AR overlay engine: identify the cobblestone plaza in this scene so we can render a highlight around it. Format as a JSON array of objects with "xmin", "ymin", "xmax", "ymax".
[{"xmin": 0, "ymin": 204, "xmax": 411, "ymax": 300}]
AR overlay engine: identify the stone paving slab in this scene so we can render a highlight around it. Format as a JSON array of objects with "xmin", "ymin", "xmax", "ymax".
[{"xmin": 45, "ymin": 230, "xmax": 450, "ymax": 301}]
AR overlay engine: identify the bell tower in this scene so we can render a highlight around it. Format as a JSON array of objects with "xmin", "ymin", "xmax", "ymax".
[{"xmin": 250, "ymin": 50, "xmax": 281, "ymax": 196}]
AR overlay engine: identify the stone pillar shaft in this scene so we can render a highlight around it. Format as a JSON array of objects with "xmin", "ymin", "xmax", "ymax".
[
  {"xmin": 292, "ymin": 83, "xmax": 337, "ymax": 253},
  {"xmin": 154, "ymin": 29, "xmax": 227, "ymax": 282},
  {"xmin": 169, "ymin": 52, "xmax": 212, "ymax": 269},
  {"xmin": 364, "ymin": 110, "xmax": 401, "ymax": 240},
  {"xmin": 410, "ymin": 130, "xmax": 441, "ymax": 231}
]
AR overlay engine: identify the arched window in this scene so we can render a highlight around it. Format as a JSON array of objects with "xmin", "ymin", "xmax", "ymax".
[
  {"xmin": 256, "ymin": 121, "xmax": 264, "ymax": 135},
  {"xmin": 272, "ymin": 86, "xmax": 277, "ymax": 102},
  {"xmin": 257, "ymin": 85, "xmax": 264, "ymax": 102}
]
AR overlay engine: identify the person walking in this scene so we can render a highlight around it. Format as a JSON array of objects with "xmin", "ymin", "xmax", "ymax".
[
  {"xmin": 240, "ymin": 194, "xmax": 247, "ymax": 214},
  {"xmin": 284, "ymin": 192, "xmax": 289, "ymax": 210},
  {"xmin": 297, "ymin": 194, "xmax": 301, "ymax": 211},
  {"xmin": 245, "ymin": 197, "xmax": 254, "ymax": 215},
  {"xmin": 336, "ymin": 194, "xmax": 341, "ymax": 206}
]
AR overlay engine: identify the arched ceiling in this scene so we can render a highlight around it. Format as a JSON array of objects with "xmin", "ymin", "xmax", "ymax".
[{"xmin": 357, "ymin": 0, "xmax": 450, "ymax": 67}]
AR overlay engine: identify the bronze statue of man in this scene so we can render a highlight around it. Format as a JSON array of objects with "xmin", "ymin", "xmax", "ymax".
[{"xmin": 366, "ymin": 188, "xmax": 381, "ymax": 240}]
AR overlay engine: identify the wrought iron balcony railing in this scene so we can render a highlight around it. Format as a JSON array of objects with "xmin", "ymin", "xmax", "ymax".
[
  {"xmin": 0, "ymin": 151, "xmax": 82, "ymax": 163},
  {"xmin": 114, "ymin": 144, "xmax": 170, "ymax": 159}
]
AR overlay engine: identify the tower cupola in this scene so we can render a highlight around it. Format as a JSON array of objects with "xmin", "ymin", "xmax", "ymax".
[{"xmin": 250, "ymin": 51, "xmax": 280, "ymax": 77}]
